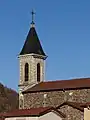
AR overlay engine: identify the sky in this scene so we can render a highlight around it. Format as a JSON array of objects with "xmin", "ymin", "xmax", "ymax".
[{"xmin": 0, "ymin": 0, "xmax": 90, "ymax": 91}]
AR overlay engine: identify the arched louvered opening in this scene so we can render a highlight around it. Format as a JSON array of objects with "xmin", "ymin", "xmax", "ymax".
[
  {"xmin": 25, "ymin": 63, "xmax": 29, "ymax": 81},
  {"xmin": 37, "ymin": 63, "xmax": 40, "ymax": 82}
]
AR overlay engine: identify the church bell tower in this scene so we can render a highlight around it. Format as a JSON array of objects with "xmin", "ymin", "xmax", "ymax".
[{"xmin": 18, "ymin": 11, "xmax": 47, "ymax": 109}]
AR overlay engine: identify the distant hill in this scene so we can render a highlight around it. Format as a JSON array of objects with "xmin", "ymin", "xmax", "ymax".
[{"xmin": 0, "ymin": 83, "xmax": 18, "ymax": 113}]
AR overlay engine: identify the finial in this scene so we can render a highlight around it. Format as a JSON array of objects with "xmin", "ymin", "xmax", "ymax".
[{"xmin": 31, "ymin": 9, "xmax": 35, "ymax": 27}]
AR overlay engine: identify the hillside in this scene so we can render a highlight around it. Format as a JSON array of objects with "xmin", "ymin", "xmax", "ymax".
[{"xmin": 0, "ymin": 83, "xmax": 18, "ymax": 113}]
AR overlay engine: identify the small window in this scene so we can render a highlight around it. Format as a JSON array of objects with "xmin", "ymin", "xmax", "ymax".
[
  {"xmin": 37, "ymin": 63, "xmax": 40, "ymax": 82},
  {"xmin": 25, "ymin": 63, "xmax": 29, "ymax": 81}
]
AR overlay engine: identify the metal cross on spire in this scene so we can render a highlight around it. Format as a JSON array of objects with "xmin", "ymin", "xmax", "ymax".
[{"xmin": 31, "ymin": 9, "xmax": 35, "ymax": 24}]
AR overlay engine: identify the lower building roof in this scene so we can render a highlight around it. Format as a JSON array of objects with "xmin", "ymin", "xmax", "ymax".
[
  {"xmin": 56, "ymin": 101, "xmax": 84, "ymax": 112},
  {"xmin": 0, "ymin": 107, "xmax": 65, "ymax": 118}
]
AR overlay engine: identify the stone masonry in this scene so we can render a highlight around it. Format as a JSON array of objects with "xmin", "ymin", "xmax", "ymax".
[
  {"xmin": 19, "ymin": 54, "xmax": 45, "ymax": 85},
  {"xmin": 23, "ymin": 88, "xmax": 90, "ymax": 119},
  {"xmin": 59, "ymin": 105, "xmax": 84, "ymax": 120},
  {"xmin": 18, "ymin": 54, "xmax": 45, "ymax": 109},
  {"xmin": 24, "ymin": 89, "xmax": 90, "ymax": 109}
]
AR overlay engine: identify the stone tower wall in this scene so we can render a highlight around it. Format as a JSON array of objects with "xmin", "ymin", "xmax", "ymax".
[
  {"xmin": 18, "ymin": 54, "xmax": 45, "ymax": 109},
  {"xmin": 19, "ymin": 54, "xmax": 45, "ymax": 86}
]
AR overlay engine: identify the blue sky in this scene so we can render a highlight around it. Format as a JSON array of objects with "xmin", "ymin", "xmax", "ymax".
[{"xmin": 0, "ymin": 0, "xmax": 90, "ymax": 91}]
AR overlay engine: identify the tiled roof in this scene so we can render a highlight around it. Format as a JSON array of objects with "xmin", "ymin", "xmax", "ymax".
[
  {"xmin": 23, "ymin": 78, "xmax": 90, "ymax": 93},
  {"xmin": 57, "ymin": 101, "xmax": 90, "ymax": 111},
  {"xmin": 56, "ymin": 101, "xmax": 84, "ymax": 112},
  {"xmin": 80, "ymin": 102, "xmax": 90, "ymax": 107},
  {"xmin": 0, "ymin": 107, "xmax": 65, "ymax": 118},
  {"xmin": 0, "ymin": 118, "xmax": 4, "ymax": 120},
  {"xmin": 19, "ymin": 26, "xmax": 46, "ymax": 57}
]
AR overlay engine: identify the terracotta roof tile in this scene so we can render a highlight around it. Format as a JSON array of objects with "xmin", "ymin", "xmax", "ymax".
[
  {"xmin": 80, "ymin": 102, "xmax": 90, "ymax": 107},
  {"xmin": 0, "ymin": 107, "xmax": 65, "ymax": 118},
  {"xmin": 56, "ymin": 101, "xmax": 84, "ymax": 112},
  {"xmin": 23, "ymin": 78, "xmax": 90, "ymax": 93}
]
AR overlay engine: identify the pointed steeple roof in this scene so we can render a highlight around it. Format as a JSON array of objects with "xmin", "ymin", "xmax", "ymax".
[
  {"xmin": 20, "ymin": 10, "xmax": 46, "ymax": 57},
  {"xmin": 20, "ymin": 26, "xmax": 46, "ymax": 56}
]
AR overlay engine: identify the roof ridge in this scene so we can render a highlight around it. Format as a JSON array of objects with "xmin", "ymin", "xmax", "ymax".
[
  {"xmin": 56, "ymin": 101, "xmax": 84, "ymax": 112},
  {"xmin": 0, "ymin": 106, "xmax": 66, "ymax": 118},
  {"xmin": 45, "ymin": 77, "xmax": 90, "ymax": 82},
  {"xmin": 22, "ymin": 77, "xmax": 90, "ymax": 94}
]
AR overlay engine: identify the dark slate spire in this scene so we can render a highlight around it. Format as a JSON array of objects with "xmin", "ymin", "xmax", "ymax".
[{"xmin": 20, "ymin": 11, "xmax": 46, "ymax": 57}]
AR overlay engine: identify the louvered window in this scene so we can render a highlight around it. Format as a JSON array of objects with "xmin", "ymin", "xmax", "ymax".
[
  {"xmin": 25, "ymin": 63, "xmax": 29, "ymax": 81},
  {"xmin": 37, "ymin": 63, "xmax": 40, "ymax": 82}
]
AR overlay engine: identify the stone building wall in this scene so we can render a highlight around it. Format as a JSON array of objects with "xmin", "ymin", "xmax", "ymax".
[
  {"xmin": 59, "ymin": 105, "xmax": 83, "ymax": 120},
  {"xmin": 23, "ymin": 88, "xmax": 90, "ymax": 109}
]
